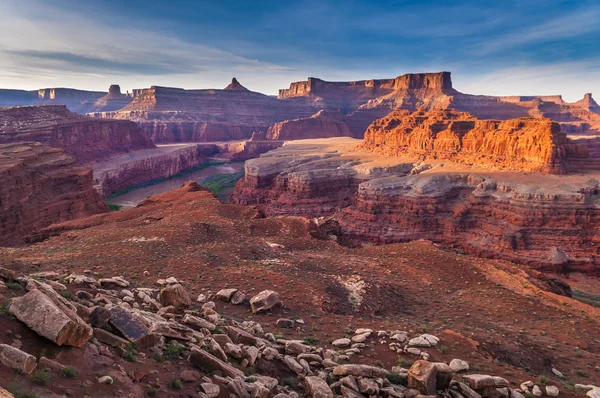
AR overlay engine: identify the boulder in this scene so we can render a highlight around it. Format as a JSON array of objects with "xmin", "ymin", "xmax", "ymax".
[
  {"xmin": 332, "ymin": 338, "xmax": 352, "ymax": 348},
  {"xmin": 10, "ymin": 288, "xmax": 92, "ymax": 347},
  {"xmin": 159, "ymin": 284, "xmax": 191, "ymax": 308},
  {"xmin": 333, "ymin": 364, "xmax": 389, "ymax": 378},
  {"xmin": 358, "ymin": 378, "xmax": 379, "ymax": 395},
  {"xmin": 276, "ymin": 318, "xmax": 295, "ymax": 328},
  {"xmin": 0, "ymin": 387, "xmax": 13, "ymax": 398},
  {"xmin": 546, "ymin": 386, "xmax": 559, "ymax": 397},
  {"xmin": 226, "ymin": 326, "xmax": 258, "ymax": 345},
  {"xmin": 189, "ymin": 346, "xmax": 245, "ymax": 378},
  {"xmin": 305, "ymin": 376, "xmax": 334, "ymax": 398},
  {"xmin": 285, "ymin": 340, "xmax": 311, "ymax": 355},
  {"xmin": 462, "ymin": 375, "xmax": 496, "ymax": 390},
  {"xmin": 283, "ymin": 355, "xmax": 304, "ymax": 375},
  {"xmin": 200, "ymin": 383, "xmax": 220, "ymax": 398},
  {"xmin": 93, "ymin": 327, "xmax": 129, "ymax": 348},
  {"xmin": 107, "ymin": 306, "xmax": 156, "ymax": 348},
  {"xmin": 450, "ymin": 359, "xmax": 470, "ymax": 372},
  {"xmin": 231, "ymin": 291, "xmax": 246, "ymax": 305},
  {"xmin": 183, "ymin": 314, "xmax": 216, "ymax": 331},
  {"xmin": 0, "ymin": 344, "xmax": 37, "ymax": 374},
  {"xmin": 250, "ymin": 290, "xmax": 280, "ymax": 313},
  {"xmin": 408, "ymin": 360, "xmax": 438, "ymax": 395},
  {"xmin": 216, "ymin": 288, "xmax": 238, "ymax": 302}
]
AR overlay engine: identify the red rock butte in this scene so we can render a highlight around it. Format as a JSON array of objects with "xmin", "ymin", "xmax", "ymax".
[{"xmin": 361, "ymin": 109, "xmax": 589, "ymax": 174}]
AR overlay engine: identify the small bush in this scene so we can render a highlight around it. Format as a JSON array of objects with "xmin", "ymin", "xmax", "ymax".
[
  {"xmin": 375, "ymin": 360, "xmax": 384, "ymax": 368},
  {"xmin": 31, "ymin": 370, "xmax": 50, "ymax": 385},
  {"xmin": 124, "ymin": 343, "xmax": 137, "ymax": 362},
  {"xmin": 107, "ymin": 203, "xmax": 122, "ymax": 211},
  {"xmin": 59, "ymin": 290, "xmax": 73, "ymax": 300},
  {"xmin": 6, "ymin": 281, "xmax": 21, "ymax": 290},
  {"xmin": 61, "ymin": 366, "xmax": 77, "ymax": 378},
  {"xmin": 169, "ymin": 378, "xmax": 182, "ymax": 390},
  {"xmin": 576, "ymin": 369, "xmax": 590, "ymax": 378},
  {"xmin": 538, "ymin": 375, "xmax": 549, "ymax": 385},
  {"xmin": 304, "ymin": 336, "xmax": 319, "ymax": 345},
  {"xmin": 146, "ymin": 386, "xmax": 158, "ymax": 396},
  {"xmin": 281, "ymin": 377, "xmax": 297, "ymax": 389},
  {"xmin": 440, "ymin": 345, "xmax": 449, "ymax": 354},
  {"xmin": 396, "ymin": 356, "xmax": 414, "ymax": 368},
  {"xmin": 162, "ymin": 341, "xmax": 185, "ymax": 360}
]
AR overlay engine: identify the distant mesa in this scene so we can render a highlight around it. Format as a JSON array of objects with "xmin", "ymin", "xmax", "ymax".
[
  {"xmin": 224, "ymin": 77, "xmax": 249, "ymax": 91},
  {"xmin": 108, "ymin": 84, "xmax": 122, "ymax": 97}
]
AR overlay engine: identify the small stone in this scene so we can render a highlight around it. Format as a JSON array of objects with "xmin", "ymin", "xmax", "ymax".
[
  {"xmin": 546, "ymin": 386, "xmax": 559, "ymax": 397},
  {"xmin": 532, "ymin": 385, "xmax": 543, "ymax": 397},
  {"xmin": 449, "ymin": 358, "xmax": 469, "ymax": 372},
  {"xmin": 98, "ymin": 375, "xmax": 113, "ymax": 385},
  {"xmin": 276, "ymin": 318, "xmax": 295, "ymax": 328},
  {"xmin": 216, "ymin": 288, "xmax": 238, "ymax": 302},
  {"xmin": 230, "ymin": 291, "xmax": 245, "ymax": 305},
  {"xmin": 332, "ymin": 338, "xmax": 352, "ymax": 348},
  {"xmin": 249, "ymin": 290, "xmax": 280, "ymax": 313},
  {"xmin": 197, "ymin": 294, "xmax": 207, "ymax": 303}
]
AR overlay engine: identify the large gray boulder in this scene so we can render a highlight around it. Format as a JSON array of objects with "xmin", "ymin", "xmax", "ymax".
[
  {"xmin": 305, "ymin": 376, "xmax": 333, "ymax": 398},
  {"xmin": 249, "ymin": 290, "xmax": 280, "ymax": 313},
  {"xmin": 10, "ymin": 286, "xmax": 92, "ymax": 347}
]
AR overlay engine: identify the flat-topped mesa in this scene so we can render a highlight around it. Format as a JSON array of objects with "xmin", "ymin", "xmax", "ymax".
[
  {"xmin": 0, "ymin": 142, "xmax": 108, "ymax": 246},
  {"xmin": 107, "ymin": 84, "xmax": 122, "ymax": 96},
  {"xmin": 361, "ymin": 109, "xmax": 589, "ymax": 174},
  {"xmin": 0, "ymin": 105, "xmax": 155, "ymax": 164},
  {"xmin": 224, "ymin": 77, "xmax": 249, "ymax": 91},
  {"xmin": 278, "ymin": 72, "xmax": 452, "ymax": 99}
]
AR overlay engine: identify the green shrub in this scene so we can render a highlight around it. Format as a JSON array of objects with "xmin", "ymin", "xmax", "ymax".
[
  {"xmin": 162, "ymin": 341, "xmax": 185, "ymax": 360},
  {"xmin": 386, "ymin": 372, "xmax": 407, "ymax": 386},
  {"xmin": 31, "ymin": 370, "xmax": 50, "ymax": 385},
  {"xmin": 169, "ymin": 378, "xmax": 182, "ymax": 390},
  {"xmin": 61, "ymin": 366, "xmax": 77, "ymax": 378}
]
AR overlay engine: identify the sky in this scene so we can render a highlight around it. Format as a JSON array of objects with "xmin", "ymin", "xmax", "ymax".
[{"xmin": 0, "ymin": 0, "xmax": 599, "ymax": 101}]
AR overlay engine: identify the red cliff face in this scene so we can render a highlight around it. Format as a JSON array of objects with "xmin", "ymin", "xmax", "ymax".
[
  {"xmin": 361, "ymin": 109, "xmax": 589, "ymax": 174},
  {"xmin": 264, "ymin": 110, "xmax": 355, "ymax": 140},
  {"xmin": 0, "ymin": 142, "xmax": 108, "ymax": 246},
  {"xmin": 232, "ymin": 111, "xmax": 600, "ymax": 274},
  {"xmin": 0, "ymin": 105, "xmax": 155, "ymax": 165}
]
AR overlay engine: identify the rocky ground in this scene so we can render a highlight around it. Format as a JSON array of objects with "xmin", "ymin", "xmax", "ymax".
[{"xmin": 0, "ymin": 182, "xmax": 598, "ymax": 397}]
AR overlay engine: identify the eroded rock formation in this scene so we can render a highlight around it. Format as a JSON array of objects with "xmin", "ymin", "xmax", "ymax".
[
  {"xmin": 259, "ymin": 110, "xmax": 354, "ymax": 140},
  {"xmin": 85, "ymin": 85, "xmax": 133, "ymax": 113},
  {"xmin": 89, "ymin": 82, "xmax": 317, "ymax": 143},
  {"xmin": 0, "ymin": 87, "xmax": 106, "ymax": 113},
  {"xmin": 361, "ymin": 109, "xmax": 589, "ymax": 174},
  {"xmin": 0, "ymin": 105, "xmax": 155, "ymax": 164},
  {"xmin": 232, "ymin": 134, "xmax": 600, "ymax": 274},
  {"xmin": 0, "ymin": 142, "xmax": 108, "ymax": 246},
  {"xmin": 93, "ymin": 144, "xmax": 220, "ymax": 196}
]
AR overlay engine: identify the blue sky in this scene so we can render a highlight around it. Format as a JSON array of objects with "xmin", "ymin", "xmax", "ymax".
[{"xmin": 0, "ymin": 0, "xmax": 599, "ymax": 101}]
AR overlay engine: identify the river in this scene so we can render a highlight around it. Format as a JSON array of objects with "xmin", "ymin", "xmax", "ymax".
[{"xmin": 107, "ymin": 160, "xmax": 244, "ymax": 209}]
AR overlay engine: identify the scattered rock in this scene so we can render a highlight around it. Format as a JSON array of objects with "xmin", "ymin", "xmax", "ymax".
[
  {"xmin": 449, "ymin": 358, "xmax": 469, "ymax": 372},
  {"xmin": 159, "ymin": 284, "xmax": 191, "ymax": 308},
  {"xmin": 408, "ymin": 360, "xmax": 438, "ymax": 395},
  {"xmin": 305, "ymin": 376, "xmax": 333, "ymax": 398},
  {"xmin": 250, "ymin": 290, "xmax": 280, "ymax": 313},
  {"xmin": 276, "ymin": 318, "xmax": 295, "ymax": 328},
  {"xmin": 217, "ymin": 288, "xmax": 238, "ymax": 302},
  {"xmin": 332, "ymin": 338, "xmax": 352, "ymax": 348},
  {"xmin": 0, "ymin": 344, "xmax": 37, "ymax": 374},
  {"xmin": 546, "ymin": 386, "xmax": 559, "ymax": 397},
  {"xmin": 98, "ymin": 375, "xmax": 113, "ymax": 384}
]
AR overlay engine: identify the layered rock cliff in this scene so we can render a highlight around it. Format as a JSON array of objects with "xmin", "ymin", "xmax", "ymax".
[
  {"xmin": 93, "ymin": 144, "xmax": 220, "ymax": 196},
  {"xmin": 0, "ymin": 87, "xmax": 106, "ymax": 113},
  {"xmin": 260, "ymin": 110, "xmax": 355, "ymax": 140},
  {"xmin": 0, "ymin": 142, "xmax": 108, "ymax": 246},
  {"xmin": 361, "ymin": 109, "xmax": 589, "ymax": 174},
  {"xmin": 89, "ymin": 82, "xmax": 317, "ymax": 143},
  {"xmin": 232, "ymin": 132, "xmax": 600, "ymax": 274},
  {"xmin": 0, "ymin": 105, "xmax": 155, "ymax": 164},
  {"xmin": 85, "ymin": 85, "xmax": 133, "ymax": 113}
]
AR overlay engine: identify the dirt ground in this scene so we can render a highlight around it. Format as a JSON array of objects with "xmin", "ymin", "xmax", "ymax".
[{"xmin": 0, "ymin": 182, "xmax": 598, "ymax": 397}]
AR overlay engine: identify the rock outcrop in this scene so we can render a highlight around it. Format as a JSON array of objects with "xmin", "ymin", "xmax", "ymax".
[
  {"xmin": 0, "ymin": 87, "xmax": 106, "ymax": 113},
  {"xmin": 0, "ymin": 142, "xmax": 108, "ymax": 246},
  {"xmin": 92, "ymin": 143, "xmax": 220, "ymax": 196},
  {"xmin": 361, "ymin": 109, "xmax": 589, "ymax": 174},
  {"xmin": 0, "ymin": 105, "xmax": 155, "ymax": 164},
  {"xmin": 232, "ymin": 136, "xmax": 600, "ymax": 274},
  {"xmin": 89, "ymin": 82, "xmax": 317, "ymax": 143},
  {"xmin": 223, "ymin": 78, "xmax": 249, "ymax": 91},
  {"xmin": 85, "ymin": 85, "xmax": 133, "ymax": 113},
  {"xmin": 261, "ymin": 110, "xmax": 355, "ymax": 140}
]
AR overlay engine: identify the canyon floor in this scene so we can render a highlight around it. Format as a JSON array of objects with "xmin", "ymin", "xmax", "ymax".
[{"xmin": 0, "ymin": 183, "xmax": 598, "ymax": 397}]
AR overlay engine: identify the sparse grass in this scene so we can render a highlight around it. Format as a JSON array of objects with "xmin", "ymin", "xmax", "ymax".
[
  {"xmin": 439, "ymin": 345, "xmax": 449, "ymax": 354},
  {"xmin": 0, "ymin": 303, "xmax": 14, "ymax": 318},
  {"xmin": 107, "ymin": 203, "xmax": 122, "ymax": 211},
  {"xmin": 59, "ymin": 290, "xmax": 73, "ymax": 300},
  {"xmin": 396, "ymin": 356, "xmax": 414, "ymax": 368},
  {"xmin": 304, "ymin": 336, "xmax": 319, "ymax": 345},
  {"xmin": 576, "ymin": 369, "xmax": 590, "ymax": 378},
  {"xmin": 124, "ymin": 343, "xmax": 137, "ymax": 362},
  {"xmin": 212, "ymin": 326, "xmax": 224, "ymax": 334},
  {"xmin": 162, "ymin": 341, "xmax": 185, "ymax": 360},
  {"xmin": 31, "ymin": 370, "xmax": 50, "ymax": 385},
  {"xmin": 61, "ymin": 366, "xmax": 77, "ymax": 378},
  {"xmin": 6, "ymin": 381, "xmax": 38, "ymax": 398},
  {"xmin": 169, "ymin": 378, "xmax": 182, "ymax": 390},
  {"xmin": 572, "ymin": 289, "xmax": 600, "ymax": 308},
  {"xmin": 281, "ymin": 377, "xmax": 297, "ymax": 389},
  {"xmin": 375, "ymin": 360, "xmax": 384, "ymax": 368},
  {"xmin": 146, "ymin": 386, "xmax": 158, "ymax": 397},
  {"xmin": 538, "ymin": 375, "xmax": 549, "ymax": 385},
  {"xmin": 6, "ymin": 281, "xmax": 21, "ymax": 290}
]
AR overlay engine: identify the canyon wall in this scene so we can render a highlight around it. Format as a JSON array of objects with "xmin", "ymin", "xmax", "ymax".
[
  {"xmin": 93, "ymin": 144, "xmax": 220, "ymax": 196},
  {"xmin": 0, "ymin": 142, "xmax": 108, "ymax": 246},
  {"xmin": 262, "ymin": 110, "xmax": 355, "ymax": 140},
  {"xmin": 0, "ymin": 88, "xmax": 106, "ymax": 113},
  {"xmin": 361, "ymin": 109, "xmax": 589, "ymax": 174},
  {"xmin": 89, "ymin": 82, "xmax": 318, "ymax": 143},
  {"xmin": 232, "ymin": 112, "xmax": 600, "ymax": 274},
  {"xmin": 0, "ymin": 105, "xmax": 155, "ymax": 164}
]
